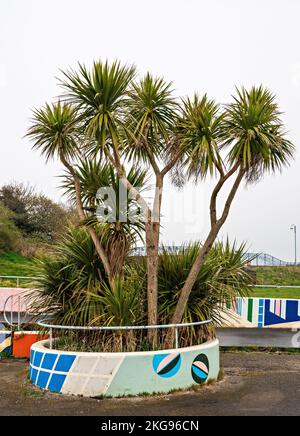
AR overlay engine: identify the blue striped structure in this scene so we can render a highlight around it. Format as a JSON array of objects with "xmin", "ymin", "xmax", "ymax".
[{"xmin": 30, "ymin": 349, "xmax": 76, "ymax": 392}]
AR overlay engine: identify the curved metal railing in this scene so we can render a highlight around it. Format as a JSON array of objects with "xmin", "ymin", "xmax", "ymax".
[
  {"xmin": 3, "ymin": 294, "xmax": 28, "ymax": 328},
  {"xmin": 37, "ymin": 319, "xmax": 213, "ymax": 350}
]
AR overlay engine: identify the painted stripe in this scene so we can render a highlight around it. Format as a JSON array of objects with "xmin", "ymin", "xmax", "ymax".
[
  {"xmin": 157, "ymin": 353, "xmax": 179, "ymax": 374},
  {"xmin": 192, "ymin": 361, "xmax": 208, "ymax": 373},
  {"xmin": 270, "ymin": 299, "xmax": 276, "ymax": 314},
  {"xmin": 241, "ymin": 298, "xmax": 248, "ymax": 320},
  {"xmin": 280, "ymin": 300, "xmax": 287, "ymax": 320},
  {"xmin": 192, "ymin": 366, "xmax": 208, "ymax": 379},
  {"xmin": 258, "ymin": 299, "xmax": 264, "ymax": 327},
  {"xmin": 252, "ymin": 299, "xmax": 259, "ymax": 326},
  {"xmin": 275, "ymin": 300, "xmax": 281, "ymax": 317},
  {"xmin": 247, "ymin": 299, "xmax": 253, "ymax": 323},
  {"xmin": 0, "ymin": 336, "xmax": 11, "ymax": 353}
]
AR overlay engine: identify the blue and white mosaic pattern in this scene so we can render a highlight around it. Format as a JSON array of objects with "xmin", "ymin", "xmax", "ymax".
[
  {"xmin": 30, "ymin": 349, "xmax": 76, "ymax": 393},
  {"xmin": 30, "ymin": 339, "xmax": 220, "ymax": 397}
]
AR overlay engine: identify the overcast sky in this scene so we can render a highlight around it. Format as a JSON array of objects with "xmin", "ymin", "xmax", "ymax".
[{"xmin": 1, "ymin": 0, "xmax": 300, "ymax": 261}]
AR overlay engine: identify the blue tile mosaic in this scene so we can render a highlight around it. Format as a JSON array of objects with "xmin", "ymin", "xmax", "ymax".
[
  {"xmin": 54, "ymin": 354, "xmax": 75, "ymax": 372},
  {"xmin": 42, "ymin": 353, "xmax": 58, "ymax": 370},
  {"xmin": 48, "ymin": 374, "xmax": 66, "ymax": 393}
]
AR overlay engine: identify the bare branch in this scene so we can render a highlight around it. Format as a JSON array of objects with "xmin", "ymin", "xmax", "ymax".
[{"xmin": 210, "ymin": 162, "xmax": 240, "ymax": 226}]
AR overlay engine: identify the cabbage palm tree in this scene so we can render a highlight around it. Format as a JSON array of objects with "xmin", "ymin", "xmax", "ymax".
[
  {"xmin": 28, "ymin": 61, "xmax": 294, "ymax": 351},
  {"xmin": 60, "ymin": 62, "xmax": 180, "ymax": 344},
  {"xmin": 165, "ymin": 86, "xmax": 295, "ymax": 347},
  {"xmin": 27, "ymin": 101, "xmax": 110, "ymax": 278},
  {"xmin": 62, "ymin": 158, "xmax": 149, "ymax": 276}
]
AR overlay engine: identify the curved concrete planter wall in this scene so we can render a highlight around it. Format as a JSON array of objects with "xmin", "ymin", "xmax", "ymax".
[{"xmin": 29, "ymin": 339, "xmax": 220, "ymax": 397}]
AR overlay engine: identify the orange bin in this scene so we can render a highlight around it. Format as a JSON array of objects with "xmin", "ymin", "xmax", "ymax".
[{"xmin": 12, "ymin": 332, "xmax": 49, "ymax": 358}]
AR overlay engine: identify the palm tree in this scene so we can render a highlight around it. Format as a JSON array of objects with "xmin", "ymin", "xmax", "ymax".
[
  {"xmin": 28, "ymin": 62, "xmax": 294, "ymax": 351},
  {"xmin": 27, "ymin": 101, "xmax": 111, "ymax": 278},
  {"xmin": 165, "ymin": 86, "xmax": 295, "ymax": 347},
  {"xmin": 60, "ymin": 62, "xmax": 180, "ymax": 344},
  {"xmin": 62, "ymin": 158, "xmax": 149, "ymax": 276}
]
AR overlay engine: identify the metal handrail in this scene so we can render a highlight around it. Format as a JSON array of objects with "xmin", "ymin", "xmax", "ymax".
[
  {"xmin": 251, "ymin": 285, "xmax": 300, "ymax": 289},
  {"xmin": 1, "ymin": 275, "xmax": 299, "ymax": 289},
  {"xmin": 0, "ymin": 276, "xmax": 36, "ymax": 279},
  {"xmin": 0, "ymin": 276, "xmax": 36, "ymax": 287},
  {"xmin": 37, "ymin": 319, "xmax": 213, "ymax": 350},
  {"xmin": 3, "ymin": 295, "xmax": 27, "ymax": 329}
]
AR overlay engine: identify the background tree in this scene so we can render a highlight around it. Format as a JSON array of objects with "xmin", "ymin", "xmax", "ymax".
[
  {"xmin": 0, "ymin": 202, "xmax": 21, "ymax": 253},
  {"xmin": 0, "ymin": 182, "xmax": 74, "ymax": 256},
  {"xmin": 0, "ymin": 183, "xmax": 34, "ymax": 234}
]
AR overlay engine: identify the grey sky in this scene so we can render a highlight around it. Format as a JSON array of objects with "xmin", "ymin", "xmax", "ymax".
[{"xmin": 1, "ymin": 0, "xmax": 299, "ymax": 261}]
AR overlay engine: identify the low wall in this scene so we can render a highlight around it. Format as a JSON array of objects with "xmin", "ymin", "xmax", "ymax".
[
  {"xmin": 232, "ymin": 297, "xmax": 300, "ymax": 328},
  {"xmin": 29, "ymin": 339, "xmax": 220, "ymax": 397},
  {"xmin": 0, "ymin": 331, "xmax": 11, "ymax": 354},
  {"xmin": 0, "ymin": 331, "xmax": 48, "ymax": 358}
]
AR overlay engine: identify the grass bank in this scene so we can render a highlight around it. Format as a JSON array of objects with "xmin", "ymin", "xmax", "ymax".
[
  {"xmin": 250, "ymin": 287, "xmax": 300, "ymax": 299},
  {"xmin": 250, "ymin": 266, "xmax": 300, "ymax": 299},
  {"xmin": 0, "ymin": 252, "xmax": 35, "ymax": 287}
]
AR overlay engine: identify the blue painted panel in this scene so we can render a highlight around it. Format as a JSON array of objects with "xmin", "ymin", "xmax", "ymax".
[
  {"xmin": 42, "ymin": 353, "xmax": 57, "ymax": 370},
  {"xmin": 264, "ymin": 300, "xmax": 300, "ymax": 326},
  {"xmin": 33, "ymin": 351, "xmax": 44, "ymax": 367},
  {"xmin": 37, "ymin": 371, "xmax": 51, "ymax": 389},
  {"xmin": 54, "ymin": 355, "xmax": 75, "ymax": 372},
  {"xmin": 31, "ymin": 368, "xmax": 38, "ymax": 384},
  {"xmin": 48, "ymin": 374, "xmax": 66, "ymax": 393}
]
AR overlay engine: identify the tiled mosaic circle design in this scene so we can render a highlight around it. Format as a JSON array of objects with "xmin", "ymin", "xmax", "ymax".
[
  {"xmin": 191, "ymin": 353, "xmax": 209, "ymax": 384},
  {"xmin": 152, "ymin": 352, "xmax": 181, "ymax": 378}
]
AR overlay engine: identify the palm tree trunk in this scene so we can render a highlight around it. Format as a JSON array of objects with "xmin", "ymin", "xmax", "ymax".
[
  {"xmin": 164, "ymin": 167, "xmax": 245, "ymax": 349},
  {"xmin": 146, "ymin": 222, "xmax": 160, "ymax": 345},
  {"xmin": 146, "ymin": 177, "xmax": 163, "ymax": 346}
]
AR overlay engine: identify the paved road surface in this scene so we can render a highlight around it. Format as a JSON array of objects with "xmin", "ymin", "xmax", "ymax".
[
  {"xmin": 217, "ymin": 327, "xmax": 300, "ymax": 348},
  {"xmin": 0, "ymin": 352, "xmax": 299, "ymax": 416}
]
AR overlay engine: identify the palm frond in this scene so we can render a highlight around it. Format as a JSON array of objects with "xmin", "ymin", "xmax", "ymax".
[
  {"xmin": 27, "ymin": 101, "xmax": 80, "ymax": 162},
  {"xmin": 176, "ymin": 94, "xmax": 224, "ymax": 181},
  {"xmin": 60, "ymin": 60, "xmax": 136, "ymax": 151},
  {"xmin": 223, "ymin": 86, "xmax": 295, "ymax": 183}
]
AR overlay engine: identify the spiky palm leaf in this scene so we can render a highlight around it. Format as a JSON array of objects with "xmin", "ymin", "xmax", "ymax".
[
  {"xmin": 30, "ymin": 226, "xmax": 107, "ymax": 327},
  {"xmin": 27, "ymin": 101, "xmax": 80, "ymax": 162},
  {"xmin": 175, "ymin": 94, "xmax": 224, "ymax": 181},
  {"xmin": 61, "ymin": 159, "xmax": 150, "ymax": 276},
  {"xmin": 125, "ymin": 73, "xmax": 178, "ymax": 162},
  {"xmin": 60, "ymin": 60, "xmax": 136, "ymax": 152},
  {"xmin": 156, "ymin": 240, "xmax": 253, "ymax": 344},
  {"xmin": 223, "ymin": 86, "xmax": 295, "ymax": 182}
]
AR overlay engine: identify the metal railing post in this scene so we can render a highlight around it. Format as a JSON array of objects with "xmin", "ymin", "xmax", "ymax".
[
  {"xmin": 175, "ymin": 327, "xmax": 179, "ymax": 349},
  {"xmin": 10, "ymin": 296, "xmax": 13, "ymax": 326},
  {"xmin": 17, "ymin": 296, "xmax": 21, "ymax": 330},
  {"xmin": 50, "ymin": 328, "xmax": 53, "ymax": 350}
]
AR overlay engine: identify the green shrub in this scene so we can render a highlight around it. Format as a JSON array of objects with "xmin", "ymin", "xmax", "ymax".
[
  {"xmin": 31, "ymin": 229, "xmax": 252, "ymax": 351},
  {"xmin": 0, "ymin": 202, "xmax": 21, "ymax": 254}
]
